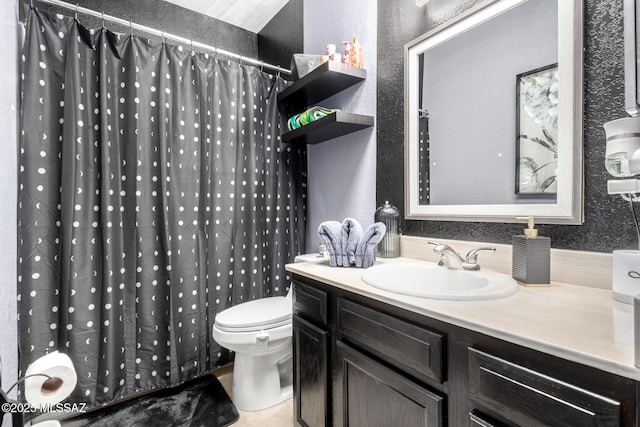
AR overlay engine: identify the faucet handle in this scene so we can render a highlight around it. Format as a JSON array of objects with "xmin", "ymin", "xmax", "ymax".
[
  {"xmin": 465, "ymin": 246, "xmax": 496, "ymax": 266},
  {"xmin": 427, "ymin": 241, "xmax": 446, "ymax": 266},
  {"xmin": 427, "ymin": 241, "xmax": 453, "ymax": 251},
  {"xmin": 428, "ymin": 241, "xmax": 466, "ymax": 269},
  {"xmin": 428, "ymin": 241, "xmax": 453, "ymax": 256}
]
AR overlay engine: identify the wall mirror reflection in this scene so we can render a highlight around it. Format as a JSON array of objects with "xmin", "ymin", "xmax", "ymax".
[{"xmin": 404, "ymin": 0, "xmax": 584, "ymax": 224}]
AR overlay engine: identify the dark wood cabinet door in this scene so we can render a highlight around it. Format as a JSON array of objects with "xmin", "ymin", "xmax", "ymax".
[
  {"xmin": 335, "ymin": 340, "xmax": 444, "ymax": 427},
  {"xmin": 293, "ymin": 315, "xmax": 329, "ymax": 427}
]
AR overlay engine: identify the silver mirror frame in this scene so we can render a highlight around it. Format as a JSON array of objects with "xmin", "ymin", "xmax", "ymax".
[
  {"xmin": 404, "ymin": 0, "xmax": 584, "ymax": 224},
  {"xmin": 625, "ymin": 0, "xmax": 640, "ymax": 116}
]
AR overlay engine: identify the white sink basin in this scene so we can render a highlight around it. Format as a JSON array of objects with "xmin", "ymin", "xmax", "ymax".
[{"xmin": 361, "ymin": 262, "xmax": 518, "ymax": 301}]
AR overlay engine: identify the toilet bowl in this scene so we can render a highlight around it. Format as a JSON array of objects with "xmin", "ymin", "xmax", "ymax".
[
  {"xmin": 212, "ymin": 253, "xmax": 325, "ymax": 411},
  {"xmin": 213, "ymin": 296, "xmax": 293, "ymax": 411}
]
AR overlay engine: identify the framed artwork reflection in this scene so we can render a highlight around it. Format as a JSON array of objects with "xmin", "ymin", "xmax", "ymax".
[{"xmin": 515, "ymin": 63, "xmax": 558, "ymax": 195}]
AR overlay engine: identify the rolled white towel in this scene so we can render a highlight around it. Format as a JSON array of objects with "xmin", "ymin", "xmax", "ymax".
[
  {"xmin": 318, "ymin": 221, "xmax": 343, "ymax": 267},
  {"xmin": 341, "ymin": 218, "xmax": 363, "ymax": 267},
  {"xmin": 355, "ymin": 222, "xmax": 386, "ymax": 268}
]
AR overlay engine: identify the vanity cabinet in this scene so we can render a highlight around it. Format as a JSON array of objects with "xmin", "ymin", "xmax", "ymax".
[
  {"xmin": 293, "ymin": 277, "xmax": 446, "ymax": 427},
  {"xmin": 291, "ymin": 275, "xmax": 638, "ymax": 427},
  {"xmin": 277, "ymin": 61, "xmax": 374, "ymax": 145}
]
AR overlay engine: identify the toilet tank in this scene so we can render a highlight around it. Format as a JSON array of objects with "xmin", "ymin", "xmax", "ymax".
[
  {"xmin": 287, "ymin": 253, "xmax": 326, "ymax": 298},
  {"xmin": 293, "ymin": 253, "xmax": 325, "ymax": 263}
]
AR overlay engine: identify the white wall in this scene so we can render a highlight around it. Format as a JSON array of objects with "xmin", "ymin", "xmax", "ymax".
[
  {"xmin": 0, "ymin": 0, "xmax": 19, "ymax": 414},
  {"xmin": 303, "ymin": 0, "xmax": 377, "ymax": 252}
]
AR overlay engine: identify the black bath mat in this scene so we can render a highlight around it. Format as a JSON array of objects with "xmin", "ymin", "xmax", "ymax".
[{"xmin": 61, "ymin": 375, "xmax": 239, "ymax": 427}]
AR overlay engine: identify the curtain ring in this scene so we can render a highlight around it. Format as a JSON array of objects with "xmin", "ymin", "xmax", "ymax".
[
  {"xmin": 101, "ymin": 11, "xmax": 105, "ymax": 30},
  {"xmin": 161, "ymin": 31, "xmax": 165, "ymax": 45},
  {"xmin": 30, "ymin": 0, "xmax": 33, "ymax": 9},
  {"xmin": 276, "ymin": 66, "xmax": 281, "ymax": 79},
  {"xmin": 259, "ymin": 61, "xmax": 264, "ymax": 73},
  {"xmin": 74, "ymin": 4, "xmax": 79, "ymax": 21},
  {"xmin": 190, "ymin": 39, "xmax": 194, "ymax": 53},
  {"xmin": 129, "ymin": 19, "xmax": 133, "ymax": 37}
]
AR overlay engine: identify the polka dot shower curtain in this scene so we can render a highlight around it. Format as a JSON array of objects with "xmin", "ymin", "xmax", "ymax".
[{"xmin": 17, "ymin": 8, "xmax": 306, "ymax": 408}]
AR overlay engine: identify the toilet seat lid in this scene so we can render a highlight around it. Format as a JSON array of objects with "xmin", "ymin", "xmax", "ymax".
[{"xmin": 215, "ymin": 296, "xmax": 292, "ymax": 332}]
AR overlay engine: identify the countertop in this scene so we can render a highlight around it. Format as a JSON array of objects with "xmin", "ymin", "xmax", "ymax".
[{"xmin": 285, "ymin": 257, "xmax": 639, "ymax": 381}]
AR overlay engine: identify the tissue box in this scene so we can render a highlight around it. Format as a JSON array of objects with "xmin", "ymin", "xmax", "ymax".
[
  {"xmin": 613, "ymin": 250, "xmax": 640, "ymax": 304},
  {"xmin": 291, "ymin": 54, "xmax": 322, "ymax": 80}
]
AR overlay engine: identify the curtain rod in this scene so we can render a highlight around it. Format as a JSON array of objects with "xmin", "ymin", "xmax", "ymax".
[{"xmin": 30, "ymin": 0, "xmax": 292, "ymax": 75}]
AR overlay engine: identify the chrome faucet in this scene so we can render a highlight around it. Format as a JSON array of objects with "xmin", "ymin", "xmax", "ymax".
[
  {"xmin": 428, "ymin": 241, "xmax": 496, "ymax": 271},
  {"xmin": 428, "ymin": 242, "xmax": 465, "ymax": 269}
]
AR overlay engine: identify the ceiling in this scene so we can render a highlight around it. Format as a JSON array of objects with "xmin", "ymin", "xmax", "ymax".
[{"xmin": 164, "ymin": 0, "xmax": 290, "ymax": 33}]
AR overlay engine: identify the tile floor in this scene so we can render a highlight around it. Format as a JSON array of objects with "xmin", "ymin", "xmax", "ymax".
[{"xmin": 216, "ymin": 369, "xmax": 294, "ymax": 427}]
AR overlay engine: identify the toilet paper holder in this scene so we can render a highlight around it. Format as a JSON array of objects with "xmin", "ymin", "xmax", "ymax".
[
  {"xmin": 0, "ymin": 355, "xmax": 66, "ymax": 427},
  {"xmin": 0, "ymin": 358, "xmax": 45, "ymax": 427}
]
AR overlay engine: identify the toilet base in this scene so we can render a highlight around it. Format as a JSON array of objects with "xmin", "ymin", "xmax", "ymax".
[{"xmin": 231, "ymin": 342, "xmax": 293, "ymax": 411}]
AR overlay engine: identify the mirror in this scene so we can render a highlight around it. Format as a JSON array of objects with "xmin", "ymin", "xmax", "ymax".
[{"xmin": 404, "ymin": 0, "xmax": 583, "ymax": 224}]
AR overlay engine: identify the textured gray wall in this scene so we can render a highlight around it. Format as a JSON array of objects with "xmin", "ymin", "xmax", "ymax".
[
  {"xmin": 304, "ymin": 0, "xmax": 377, "ymax": 253},
  {"xmin": 378, "ymin": 0, "xmax": 634, "ymax": 253},
  {"xmin": 1, "ymin": 0, "xmax": 18, "ymax": 416},
  {"xmin": 258, "ymin": 0, "xmax": 303, "ymax": 72}
]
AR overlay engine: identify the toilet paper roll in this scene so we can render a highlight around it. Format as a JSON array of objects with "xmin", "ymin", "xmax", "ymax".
[{"xmin": 24, "ymin": 351, "xmax": 77, "ymax": 406}]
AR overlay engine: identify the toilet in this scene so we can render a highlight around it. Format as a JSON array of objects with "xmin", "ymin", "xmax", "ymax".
[{"xmin": 212, "ymin": 253, "xmax": 325, "ymax": 411}]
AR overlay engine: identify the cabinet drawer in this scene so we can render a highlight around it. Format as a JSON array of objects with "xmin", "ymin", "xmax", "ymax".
[
  {"xmin": 468, "ymin": 347, "xmax": 622, "ymax": 427},
  {"xmin": 337, "ymin": 298, "xmax": 443, "ymax": 384},
  {"xmin": 293, "ymin": 281, "xmax": 328, "ymax": 326}
]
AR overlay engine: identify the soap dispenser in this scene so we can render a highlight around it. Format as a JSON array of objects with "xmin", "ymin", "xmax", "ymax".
[{"xmin": 512, "ymin": 216, "xmax": 550, "ymax": 286}]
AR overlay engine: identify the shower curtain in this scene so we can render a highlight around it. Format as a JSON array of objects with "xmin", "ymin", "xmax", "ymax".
[{"xmin": 17, "ymin": 7, "xmax": 306, "ymax": 407}]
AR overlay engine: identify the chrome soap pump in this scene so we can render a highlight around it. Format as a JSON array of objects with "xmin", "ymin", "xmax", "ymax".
[{"xmin": 375, "ymin": 201, "xmax": 401, "ymax": 258}]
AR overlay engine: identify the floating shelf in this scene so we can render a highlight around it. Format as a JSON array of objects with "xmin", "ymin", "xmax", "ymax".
[
  {"xmin": 278, "ymin": 61, "xmax": 366, "ymax": 108},
  {"xmin": 281, "ymin": 111, "xmax": 374, "ymax": 145}
]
